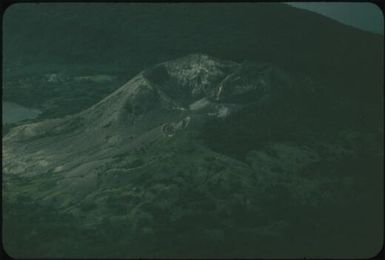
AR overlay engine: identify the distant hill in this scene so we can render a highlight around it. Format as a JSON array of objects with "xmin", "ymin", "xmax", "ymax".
[{"xmin": 3, "ymin": 3, "xmax": 383, "ymax": 102}]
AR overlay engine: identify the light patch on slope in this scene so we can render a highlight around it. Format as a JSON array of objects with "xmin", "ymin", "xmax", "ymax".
[
  {"xmin": 189, "ymin": 98, "xmax": 211, "ymax": 110},
  {"xmin": 217, "ymin": 106, "xmax": 229, "ymax": 118}
]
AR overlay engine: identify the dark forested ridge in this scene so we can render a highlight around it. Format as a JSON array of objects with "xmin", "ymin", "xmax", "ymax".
[{"xmin": 3, "ymin": 3, "xmax": 383, "ymax": 109}]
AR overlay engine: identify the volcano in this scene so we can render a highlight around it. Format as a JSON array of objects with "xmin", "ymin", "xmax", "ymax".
[{"xmin": 3, "ymin": 54, "xmax": 383, "ymax": 258}]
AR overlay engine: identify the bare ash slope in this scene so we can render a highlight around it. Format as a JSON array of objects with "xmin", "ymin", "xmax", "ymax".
[
  {"xmin": 3, "ymin": 54, "xmax": 238, "ymax": 176},
  {"xmin": 4, "ymin": 54, "xmax": 289, "ymax": 181}
]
